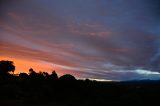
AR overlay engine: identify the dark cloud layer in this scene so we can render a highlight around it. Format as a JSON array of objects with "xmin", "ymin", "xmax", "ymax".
[{"xmin": 0, "ymin": 0, "xmax": 160, "ymax": 80}]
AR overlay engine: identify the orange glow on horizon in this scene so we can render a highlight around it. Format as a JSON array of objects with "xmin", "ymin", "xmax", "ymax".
[{"xmin": 0, "ymin": 56, "xmax": 57, "ymax": 74}]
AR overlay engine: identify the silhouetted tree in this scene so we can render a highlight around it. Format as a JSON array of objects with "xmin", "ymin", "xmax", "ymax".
[
  {"xmin": 85, "ymin": 78, "xmax": 91, "ymax": 82},
  {"xmin": 29, "ymin": 68, "xmax": 38, "ymax": 79},
  {"xmin": 37, "ymin": 71, "xmax": 49, "ymax": 80},
  {"xmin": 0, "ymin": 60, "xmax": 15, "ymax": 75},
  {"xmin": 59, "ymin": 74, "xmax": 76, "ymax": 81},
  {"xmin": 29, "ymin": 68, "xmax": 36, "ymax": 75},
  {"xmin": 50, "ymin": 71, "xmax": 58, "ymax": 80},
  {"xmin": 42, "ymin": 72, "xmax": 49, "ymax": 77}
]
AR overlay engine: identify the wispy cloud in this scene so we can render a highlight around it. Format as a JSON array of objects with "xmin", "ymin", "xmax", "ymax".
[{"xmin": 0, "ymin": 0, "xmax": 159, "ymax": 80}]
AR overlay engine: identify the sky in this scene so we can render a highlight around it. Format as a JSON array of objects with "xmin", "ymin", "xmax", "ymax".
[{"xmin": 0, "ymin": 0, "xmax": 160, "ymax": 80}]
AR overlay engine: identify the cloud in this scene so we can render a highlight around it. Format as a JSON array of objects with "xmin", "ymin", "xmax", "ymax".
[
  {"xmin": 0, "ymin": 0, "xmax": 160, "ymax": 80},
  {"xmin": 135, "ymin": 69, "xmax": 160, "ymax": 75}
]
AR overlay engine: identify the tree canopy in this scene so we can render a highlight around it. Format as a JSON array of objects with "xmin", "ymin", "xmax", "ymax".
[{"xmin": 0, "ymin": 60, "xmax": 15, "ymax": 75}]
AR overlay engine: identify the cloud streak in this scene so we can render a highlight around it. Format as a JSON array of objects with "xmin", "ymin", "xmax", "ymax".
[{"xmin": 0, "ymin": 0, "xmax": 160, "ymax": 80}]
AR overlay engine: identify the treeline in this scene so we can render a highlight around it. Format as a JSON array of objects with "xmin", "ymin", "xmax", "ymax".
[
  {"xmin": 0, "ymin": 60, "xmax": 99, "ymax": 106},
  {"xmin": 0, "ymin": 60, "xmax": 77, "ymax": 81},
  {"xmin": 0, "ymin": 60, "xmax": 160, "ymax": 106}
]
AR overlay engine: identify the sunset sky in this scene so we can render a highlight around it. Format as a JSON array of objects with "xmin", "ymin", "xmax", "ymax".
[{"xmin": 0, "ymin": 0, "xmax": 160, "ymax": 80}]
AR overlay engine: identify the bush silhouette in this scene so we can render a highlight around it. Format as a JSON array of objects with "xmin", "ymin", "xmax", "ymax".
[
  {"xmin": 0, "ymin": 60, "xmax": 15, "ymax": 75},
  {"xmin": 50, "ymin": 71, "xmax": 58, "ymax": 80},
  {"xmin": 59, "ymin": 74, "xmax": 76, "ymax": 81},
  {"xmin": 29, "ymin": 68, "xmax": 37, "ymax": 77}
]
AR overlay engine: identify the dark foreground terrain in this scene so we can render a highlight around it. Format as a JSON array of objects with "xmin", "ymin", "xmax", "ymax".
[
  {"xmin": 0, "ymin": 76, "xmax": 160, "ymax": 106},
  {"xmin": 0, "ymin": 60, "xmax": 160, "ymax": 106}
]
